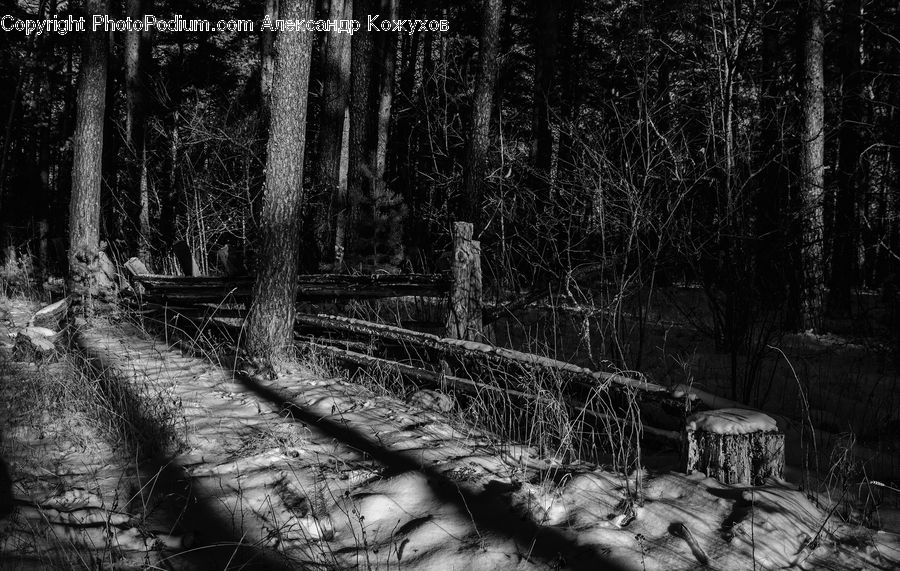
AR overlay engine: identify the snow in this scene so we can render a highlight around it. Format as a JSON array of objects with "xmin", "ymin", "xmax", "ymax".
[
  {"xmin": 18, "ymin": 326, "xmax": 57, "ymax": 338},
  {"xmin": 687, "ymin": 408, "xmax": 779, "ymax": 435},
  {"xmin": 1, "ymin": 305, "xmax": 898, "ymax": 570},
  {"xmin": 409, "ymin": 388, "xmax": 455, "ymax": 412}
]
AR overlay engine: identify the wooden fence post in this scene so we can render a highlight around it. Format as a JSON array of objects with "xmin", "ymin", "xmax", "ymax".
[{"xmin": 445, "ymin": 222, "xmax": 482, "ymax": 341}]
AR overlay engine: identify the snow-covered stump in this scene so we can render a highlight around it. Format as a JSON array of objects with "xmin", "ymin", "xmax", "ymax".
[
  {"xmin": 30, "ymin": 298, "xmax": 68, "ymax": 329},
  {"xmin": 684, "ymin": 408, "xmax": 784, "ymax": 485}
]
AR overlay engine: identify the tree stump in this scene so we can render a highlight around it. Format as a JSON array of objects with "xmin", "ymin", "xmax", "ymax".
[
  {"xmin": 684, "ymin": 408, "xmax": 784, "ymax": 485},
  {"xmin": 30, "ymin": 299, "xmax": 69, "ymax": 329},
  {"xmin": 14, "ymin": 327, "xmax": 59, "ymax": 361},
  {"xmin": 96, "ymin": 250, "xmax": 119, "ymax": 296},
  {"xmin": 124, "ymin": 257, "xmax": 150, "ymax": 277}
]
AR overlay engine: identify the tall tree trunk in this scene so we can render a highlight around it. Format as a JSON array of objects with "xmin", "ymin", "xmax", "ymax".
[
  {"xmin": 159, "ymin": 31, "xmax": 184, "ymax": 252},
  {"xmin": 828, "ymin": 0, "xmax": 863, "ymax": 316},
  {"xmin": 125, "ymin": 0, "xmax": 150, "ymax": 261},
  {"xmin": 261, "ymin": 0, "xmax": 279, "ymax": 103},
  {"xmin": 160, "ymin": 110, "xmax": 180, "ymax": 247},
  {"xmin": 890, "ymin": 79, "xmax": 900, "ymax": 283},
  {"xmin": 796, "ymin": 0, "xmax": 826, "ymax": 330},
  {"xmin": 37, "ymin": 80, "xmax": 52, "ymax": 279},
  {"xmin": 316, "ymin": 0, "xmax": 352, "ymax": 264},
  {"xmin": 101, "ymin": 38, "xmax": 120, "ymax": 250},
  {"xmin": 373, "ymin": 0, "xmax": 402, "ymax": 264},
  {"xmin": 345, "ymin": 0, "xmax": 377, "ymax": 264},
  {"xmin": 394, "ymin": 0, "xmax": 420, "ymax": 252},
  {"xmin": 246, "ymin": 0, "xmax": 316, "ymax": 368},
  {"xmin": 373, "ymin": 0, "xmax": 397, "ymax": 187},
  {"xmin": 56, "ymin": 27, "xmax": 76, "ymax": 238},
  {"xmin": 69, "ymin": 0, "xmax": 110, "ymax": 314},
  {"xmin": 36, "ymin": 0, "xmax": 55, "ymax": 279},
  {"xmin": 399, "ymin": 9, "xmax": 419, "ymax": 102},
  {"xmin": 462, "ymin": 0, "xmax": 502, "ymax": 229}
]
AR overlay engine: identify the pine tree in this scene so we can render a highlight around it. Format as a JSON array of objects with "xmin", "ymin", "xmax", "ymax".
[
  {"xmin": 68, "ymin": 0, "xmax": 110, "ymax": 313},
  {"xmin": 245, "ymin": 0, "xmax": 316, "ymax": 369}
]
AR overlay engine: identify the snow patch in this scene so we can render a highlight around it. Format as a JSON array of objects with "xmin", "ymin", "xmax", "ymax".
[{"xmin": 687, "ymin": 408, "xmax": 778, "ymax": 434}]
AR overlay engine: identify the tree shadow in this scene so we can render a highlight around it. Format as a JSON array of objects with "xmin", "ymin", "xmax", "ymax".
[
  {"xmin": 76, "ymin": 345, "xmax": 296, "ymax": 570},
  {"xmin": 88, "ymin": 319, "xmax": 631, "ymax": 570},
  {"xmin": 231, "ymin": 368, "xmax": 629, "ymax": 571}
]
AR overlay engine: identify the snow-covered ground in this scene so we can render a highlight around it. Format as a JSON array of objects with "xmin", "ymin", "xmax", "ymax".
[{"xmin": 1, "ymin": 299, "xmax": 898, "ymax": 569}]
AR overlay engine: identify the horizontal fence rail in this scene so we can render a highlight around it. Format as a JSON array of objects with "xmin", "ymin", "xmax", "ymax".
[{"xmin": 128, "ymin": 273, "xmax": 451, "ymax": 303}]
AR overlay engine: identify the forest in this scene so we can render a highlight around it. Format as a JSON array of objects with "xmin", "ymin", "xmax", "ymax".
[{"xmin": 0, "ymin": 0, "xmax": 899, "ymax": 569}]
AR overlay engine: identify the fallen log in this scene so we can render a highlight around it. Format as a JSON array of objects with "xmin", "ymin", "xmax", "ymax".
[
  {"xmin": 128, "ymin": 276, "xmax": 253, "ymax": 288},
  {"xmin": 303, "ymin": 341, "xmax": 680, "ymax": 442},
  {"xmin": 295, "ymin": 313, "xmax": 666, "ymax": 394},
  {"xmin": 132, "ymin": 287, "xmax": 249, "ymax": 304},
  {"xmin": 133, "ymin": 273, "xmax": 448, "ymax": 288},
  {"xmin": 483, "ymin": 286, "xmax": 551, "ymax": 325},
  {"xmin": 294, "ymin": 314, "xmax": 695, "ymax": 432}
]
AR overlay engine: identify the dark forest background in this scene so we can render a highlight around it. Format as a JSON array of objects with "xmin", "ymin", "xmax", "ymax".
[{"xmin": 1, "ymin": 0, "xmax": 899, "ymax": 370}]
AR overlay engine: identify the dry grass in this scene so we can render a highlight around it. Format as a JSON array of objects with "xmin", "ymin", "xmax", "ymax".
[
  {"xmin": 294, "ymin": 300, "xmax": 649, "ymax": 505},
  {"xmin": 0, "ymin": 354, "xmax": 152, "ymax": 567}
]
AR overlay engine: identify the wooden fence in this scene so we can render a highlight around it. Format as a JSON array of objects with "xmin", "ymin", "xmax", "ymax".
[
  {"xmin": 125, "ymin": 222, "xmax": 480, "ymax": 340},
  {"xmin": 123, "ymin": 222, "xmax": 693, "ymax": 446}
]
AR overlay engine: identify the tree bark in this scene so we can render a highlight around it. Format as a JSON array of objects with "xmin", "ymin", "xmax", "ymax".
[
  {"xmin": 159, "ymin": 109, "xmax": 181, "ymax": 249},
  {"xmin": 316, "ymin": 0, "xmax": 352, "ymax": 264},
  {"xmin": 684, "ymin": 411, "xmax": 784, "ymax": 486},
  {"xmin": 373, "ymin": 0, "xmax": 403, "ymax": 264},
  {"xmin": 68, "ymin": 0, "xmax": 110, "ymax": 314},
  {"xmin": 399, "ymin": 6, "xmax": 419, "ymax": 102},
  {"xmin": 461, "ymin": 0, "xmax": 502, "ymax": 229},
  {"xmin": 36, "ymin": 0, "xmax": 54, "ymax": 280},
  {"xmin": 261, "ymin": 0, "xmax": 279, "ymax": 104},
  {"xmin": 828, "ymin": 0, "xmax": 864, "ymax": 317},
  {"xmin": 246, "ymin": 0, "xmax": 316, "ymax": 368},
  {"xmin": 345, "ymin": 0, "xmax": 377, "ymax": 264},
  {"xmin": 125, "ymin": 0, "xmax": 151, "ymax": 260},
  {"xmin": 101, "ymin": 40, "xmax": 120, "ymax": 251},
  {"xmin": 393, "ymin": 1, "xmax": 421, "ymax": 250},
  {"xmin": 445, "ymin": 222, "xmax": 483, "ymax": 340},
  {"xmin": 796, "ymin": 0, "xmax": 826, "ymax": 331}
]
